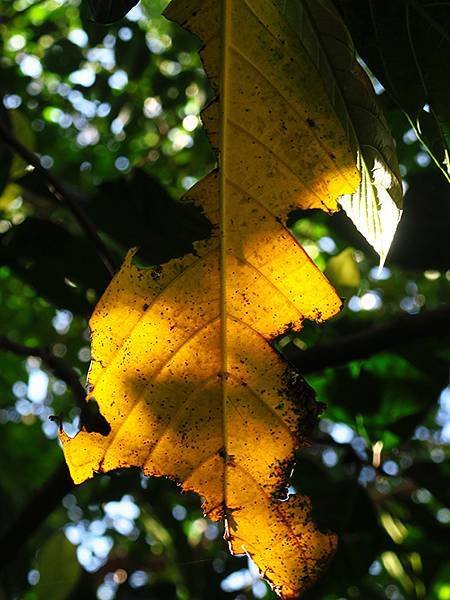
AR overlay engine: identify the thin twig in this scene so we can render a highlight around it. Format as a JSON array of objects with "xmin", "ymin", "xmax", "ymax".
[
  {"xmin": 0, "ymin": 118, "xmax": 116, "ymax": 276},
  {"xmin": 0, "ymin": 335, "xmax": 86, "ymax": 411},
  {"xmin": 0, "ymin": 336, "xmax": 110, "ymax": 434},
  {"xmin": 283, "ymin": 304, "xmax": 450, "ymax": 374}
]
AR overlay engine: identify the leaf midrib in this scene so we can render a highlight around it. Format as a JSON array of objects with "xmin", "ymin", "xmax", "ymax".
[{"xmin": 220, "ymin": 0, "xmax": 231, "ymax": 512}]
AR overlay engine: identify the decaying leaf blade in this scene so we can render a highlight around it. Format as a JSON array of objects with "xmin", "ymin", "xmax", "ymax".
[{"xmin": 61, "ymin": 1, "xmax": 359, "ymax": 597}]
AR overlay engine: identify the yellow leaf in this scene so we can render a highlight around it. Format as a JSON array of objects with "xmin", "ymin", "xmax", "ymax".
[{"xmin": 61, "ymin": 1, "xmax": 359, "ymax": 597}]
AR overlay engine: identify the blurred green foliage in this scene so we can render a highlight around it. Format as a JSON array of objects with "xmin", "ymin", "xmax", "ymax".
[{"xmin": 0, "ymin": 1, "xmax": 449, "ymax": 599}]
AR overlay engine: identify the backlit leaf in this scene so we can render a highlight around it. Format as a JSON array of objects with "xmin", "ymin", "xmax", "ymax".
[
  {"xmin": 34, "ymin": 532, "xmax": 81, "ymax": 600},
  {"xmin": 61, "ymin": 1, "xmax": 359, "ymax": 597},
  {"xmin": 275, "ymin": 0, "xmax": 403, "ymax": 263},
  {"xmin": 335, "ymin": 0, "xmax": 450, "ymax": 181}
]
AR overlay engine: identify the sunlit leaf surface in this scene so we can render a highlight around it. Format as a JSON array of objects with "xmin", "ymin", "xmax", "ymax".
[
  {"xmin": 61, "ymin": 0, "xmax": 359, "ymax": 596},
  {"xmin": 276, "ymin": 0, "xmax": 403, "ymax": 263}
]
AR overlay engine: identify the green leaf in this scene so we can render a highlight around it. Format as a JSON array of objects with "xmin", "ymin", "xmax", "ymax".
[
  {"xmin": 86, "ymin": 169, "xmax": 212, "ymax": 266},
  {"xmin": 34, "ymin": 532, "xmax": 80, "ymax": 600},
  {"xmin": 1, "ymin": 218, "xmax": 109, "ymax": 315},
  {"xmin": 335, "ymin": 0, "xmax": 450, "ymax": 180},
  {"xmin": 307, "ymin": 0, "xmax": 403, "ymax": 264},
  {"xmin": 325, "ymin": 247, "xmax": 360, "ymax": 296},
  {"xmin": 315, "ymin": 353, "xmax": 443, "ymax": 447},
  {"xmin": 275, "ymin": 0, "xmax": 403, "ymax": 264}
]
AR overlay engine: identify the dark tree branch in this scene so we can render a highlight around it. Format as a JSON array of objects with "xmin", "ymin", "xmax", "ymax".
[
  {"xmin": 0, "ymin": 336, "xmax": 86, "ymax": 411},
  {"xmin": 284, "ymin": 304, "xmax": 450, "ymax": 374},
  {"xmin": 0, "ymin": 118, "xmax": 116, "ymax": 276},
  {"xmin": 0, "ymin": 463, "xmax": 73, "ymax": 569},
  {"xmin": 0, "ymin": 336, "xmax": 111, "ymax": 434}
]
